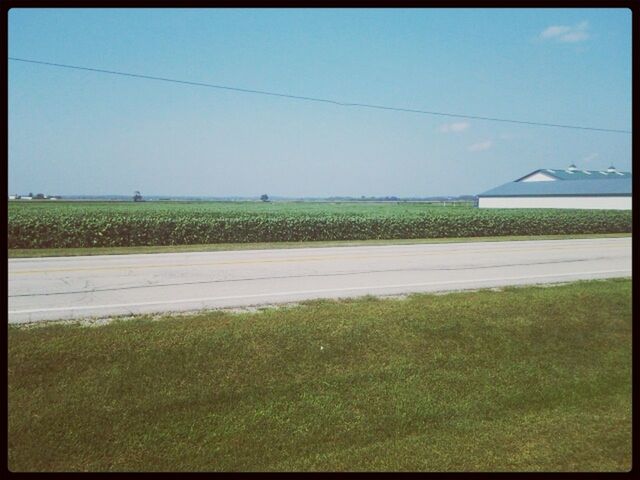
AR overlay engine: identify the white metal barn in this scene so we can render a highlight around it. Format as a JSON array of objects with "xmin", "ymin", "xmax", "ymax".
[{"xmin": 478, "ymin": 165, "xmax": 632, "ymax": 210}]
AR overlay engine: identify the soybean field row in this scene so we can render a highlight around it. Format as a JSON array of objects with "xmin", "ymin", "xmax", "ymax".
[{"xmin": 8, "ymin": 201, "xmax": 632, "ymax": 249}]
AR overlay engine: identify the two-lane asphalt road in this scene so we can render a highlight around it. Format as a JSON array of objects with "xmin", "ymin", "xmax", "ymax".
[{"xmin": 8, "ymin": 237, "xmax": 631, "ymax": 324}]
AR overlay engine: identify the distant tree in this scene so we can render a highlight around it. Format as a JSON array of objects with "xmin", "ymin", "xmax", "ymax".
[
  {"xmin": 133, "ymin": 191, "xmax": 143, "ymax": 202},
  {"xmin": 28, "ymin": 192, "xmax": 33, "ymax": 197},
  {"xmin": 34, "ymin": 193, "xmax": 45, "ymax": 200},
  {"xmin": 260, "ymin": 194, "xmax": 269, "ymax": 202}
]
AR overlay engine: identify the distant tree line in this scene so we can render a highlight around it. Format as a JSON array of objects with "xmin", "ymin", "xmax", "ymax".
[{"xmin": 324, "ymin": 195, "xmax": 478, "ymax": 202}]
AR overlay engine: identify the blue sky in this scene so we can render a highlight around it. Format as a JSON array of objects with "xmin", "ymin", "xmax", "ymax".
[{"xmin": 8, "ymin": 8, "xmax": 632, "ymax": 197}]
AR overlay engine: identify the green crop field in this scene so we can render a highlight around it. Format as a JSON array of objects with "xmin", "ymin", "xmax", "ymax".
[{"xmin": 8, "ymin": 200, "xmax": 632, "ymax": 249}]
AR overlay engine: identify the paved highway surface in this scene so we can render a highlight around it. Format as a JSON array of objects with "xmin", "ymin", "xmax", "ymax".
[{"xmin": 8, "ymin": 237, "xmax": 631, "ymax": 324}]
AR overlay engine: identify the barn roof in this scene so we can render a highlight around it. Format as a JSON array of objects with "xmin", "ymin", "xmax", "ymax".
[
  {"xmin": 478, "ymin": 178, "xmax": 632, "ymax": 197},
  {"xmin": 516, "ymin": 168, "xmax": 632, "ymax": 181}
]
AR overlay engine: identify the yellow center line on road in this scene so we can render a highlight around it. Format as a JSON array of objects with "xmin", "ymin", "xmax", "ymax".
[{"xmin": 8, "ymin": 241, "xmax": 629, "ymax": 276}]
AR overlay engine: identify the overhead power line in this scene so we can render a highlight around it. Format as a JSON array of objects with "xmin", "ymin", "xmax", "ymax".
[{"xmin": 9, "ymin": 56, "xmax": 631, "ymax": 134}]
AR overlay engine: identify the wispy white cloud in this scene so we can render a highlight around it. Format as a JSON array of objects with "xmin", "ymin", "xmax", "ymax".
[
  {"xmin": 468, "ymin": 140, "xmax": 492, "ymax": 152},
  {"xmin": 539, "ymin": 21, "xmax": 589, "ymax": 43},
  {"xmin": 439, "ymin": 121, "xmax": 470, "ymax": 133}
]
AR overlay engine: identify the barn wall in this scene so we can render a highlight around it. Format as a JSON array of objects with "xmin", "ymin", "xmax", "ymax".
[{"xmin": 478, "ymin": 196, "xmax": 631, "ymax": 210}]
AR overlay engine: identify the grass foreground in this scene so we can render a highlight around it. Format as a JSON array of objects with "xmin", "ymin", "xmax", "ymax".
[
  {"xmin": 8, "ymin": 232, "xmax": 631, "ymax": 258},
  {"xmin": 8, "ymin": 278, "xmax": 631, "ymax": 472}
]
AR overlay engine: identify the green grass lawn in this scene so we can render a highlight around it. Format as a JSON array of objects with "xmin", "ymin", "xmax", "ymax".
[
  {"xmin": 8, "ymin": 279, "xmax": 631, "ymax": 472},
  {"xmin": 7, "ymin": 232, "xmax": 631, "ymax": 258}
]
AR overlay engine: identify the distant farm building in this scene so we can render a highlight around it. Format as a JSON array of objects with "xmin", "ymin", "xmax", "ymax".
[
  {"xmin": 8, "ymin": 194, "xmax": 61, "ymax": 201},
  {"xmin": 478, "ymin": 164, "xmax": 631, "ymax": 210}
]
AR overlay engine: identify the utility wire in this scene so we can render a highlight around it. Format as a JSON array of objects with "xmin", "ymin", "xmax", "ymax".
[{"xmin": 9, "ymin": 56, "xmax": 632, "ymax": 134}]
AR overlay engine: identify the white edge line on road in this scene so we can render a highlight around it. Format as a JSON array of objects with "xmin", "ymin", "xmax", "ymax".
[{"xmin": 9, "ymin": 269, "xmax": 631, "ymax": 315}]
